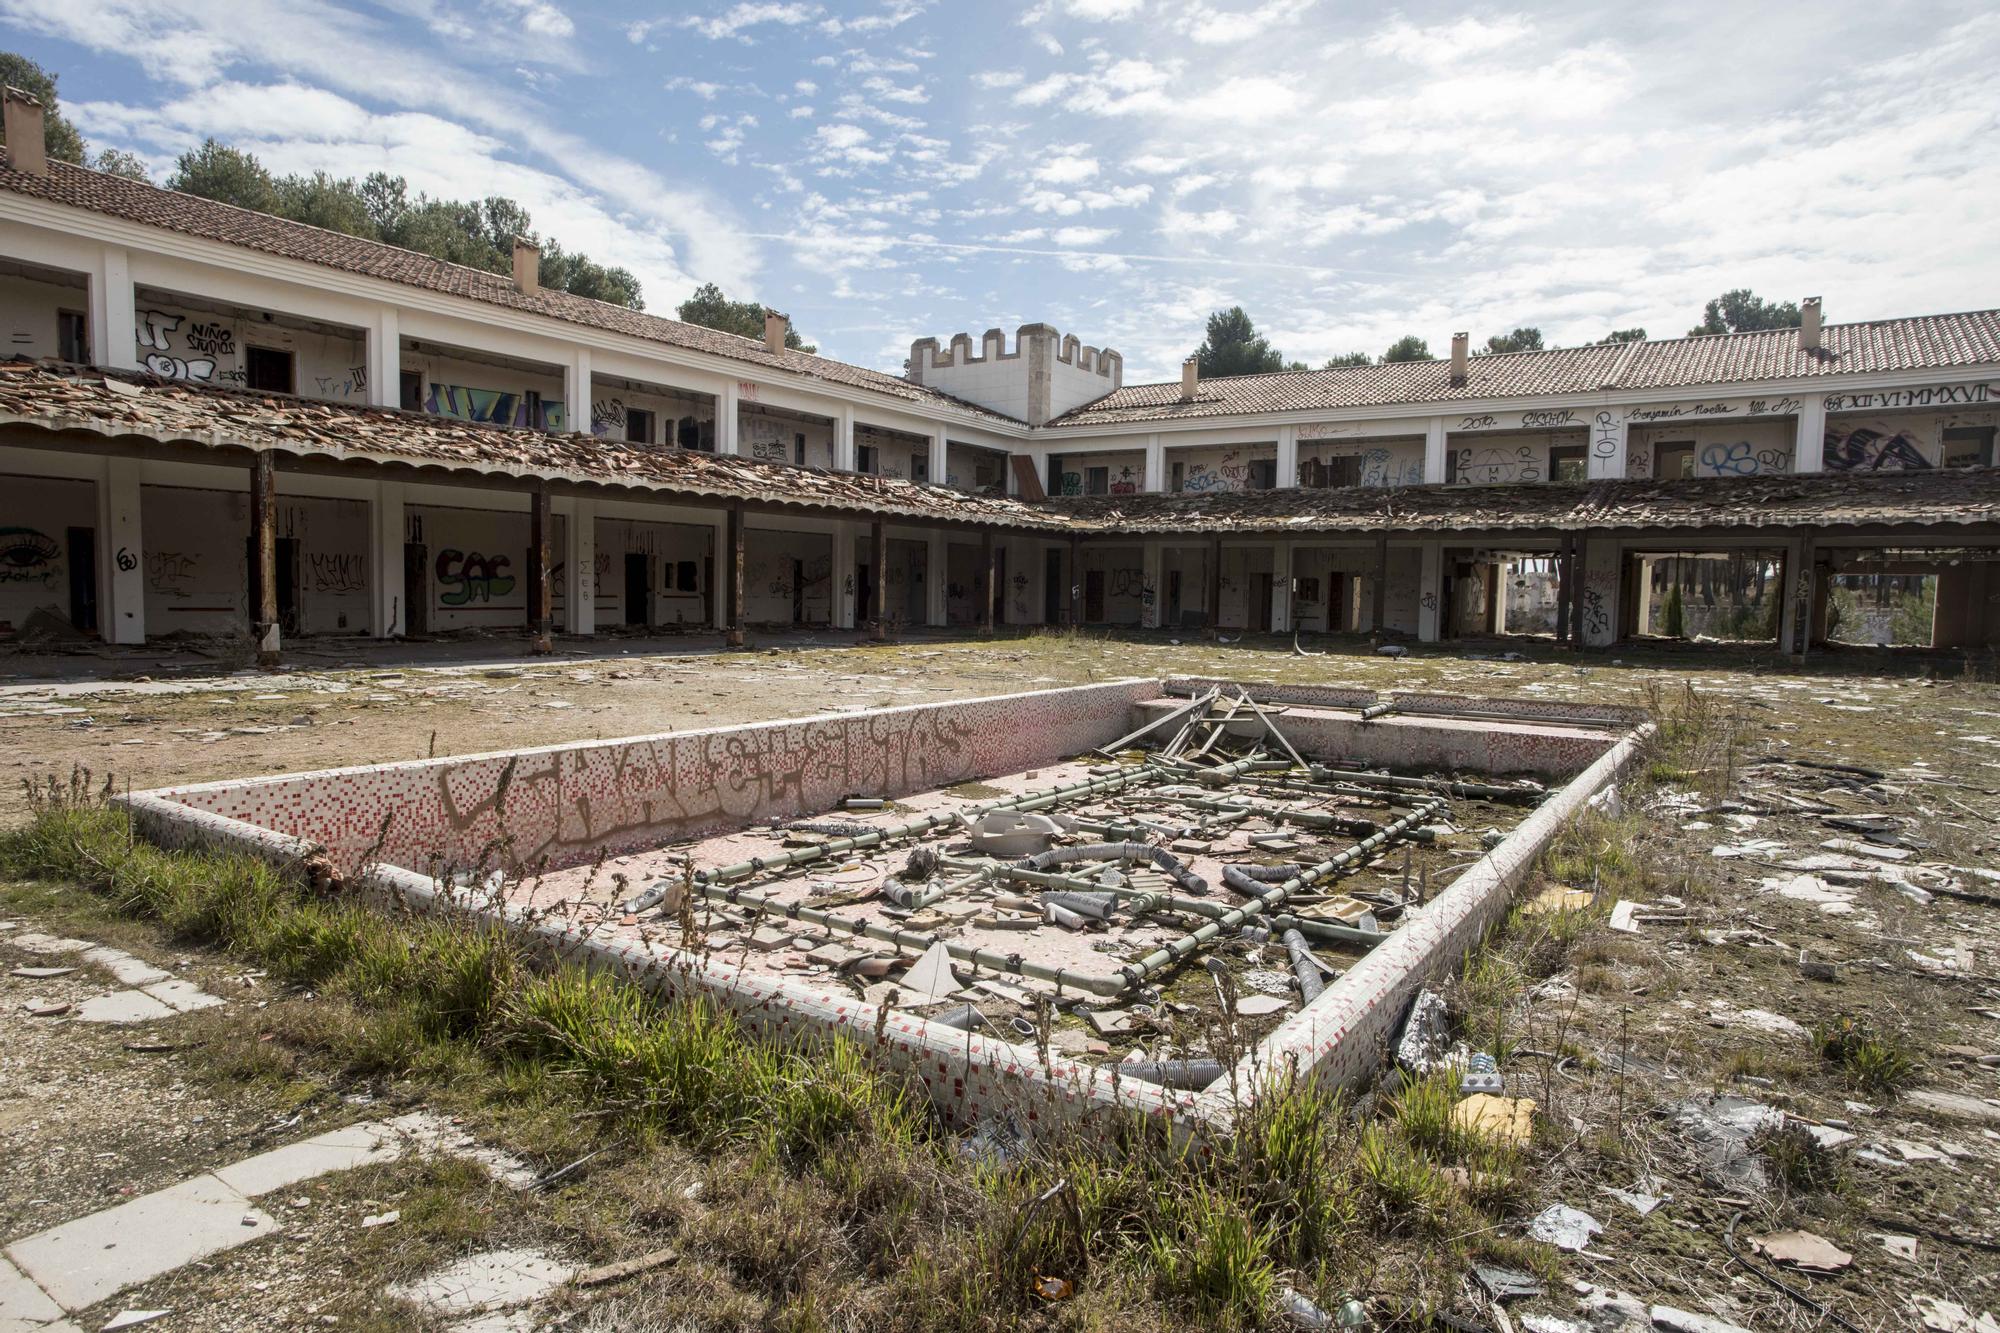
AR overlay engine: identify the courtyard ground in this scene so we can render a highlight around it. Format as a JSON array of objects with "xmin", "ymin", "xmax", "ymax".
[{"xmin": 1, "ymin": 629, "xmax": 1996, "ymax": 1331}]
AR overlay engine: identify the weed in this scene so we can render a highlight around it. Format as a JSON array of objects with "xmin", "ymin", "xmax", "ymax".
[
  {"xmin": 1753, "ymin": 1123, "xmax": 1844, "ymax": 1196},
  {"xmin": 1814, "ymin": 1015, "xmax": 1918, "ymax": 1093}
]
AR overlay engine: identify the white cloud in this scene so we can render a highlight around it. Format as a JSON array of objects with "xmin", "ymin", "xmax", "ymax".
[
  {"xmin": 1363, "ymin": 15, "xmax": 1534, "ymax": 67},
  {"xmin": 1034, "ymin": 152, "xmax": 1098, "ymax": 184},
  {"xmin": 676, "ymin": 2, "xmax": 821, "ymax": 41},
  {"xmin": 1052, "ymin": 225, "xmax": 1117, "ymax": 246}
]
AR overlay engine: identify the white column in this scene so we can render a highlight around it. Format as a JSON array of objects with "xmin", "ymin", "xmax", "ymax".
[
  {"xmin": 1423, "ymin": 416, "xmax": 1448, "ymax": 485},
  {"xmin": 564, "ymin": 347, "xmax": 593, "ymax": 435},
  {"xmin": 98, "ymin": 457, "xmax": 144, "ymax": 644},
  {"xmin": 1494, "ymin": 560, "xmax": 1510, "ymax": 634},
  {"xmin": 367, "ymin": 308, "xmax": 400, "ymax": 408},
  {"xmin": 1793, "ymin": 397, "xmax": 1827, "ymax": 473},
  {"xmin": 710, "ymin": 516, "xmax": 730, "ymax": 628},
  {"xmin": 566, "ymin": 498, "xmax": 596, "ymax": 635},
  {"xmin": 1417, "ymin": 540, "xmax": 1442, "ymax": 642},
  {"xmin": 927, "ymin": 428, "xmax": 948, "ymax": 487},
  {"xmin": 1142, "ymin": 541, "xmax": 1164, "ymax": 628},
  {"xmin": 717, "ymin": 382, "xmax": 740, "ymax": 456},
  {"xmin": 1270, "ymin": 541, "xmax": 1293, "ymax": 631},
  {"xmin": 92, "ymin": 245, "xmax": 137, "ymax": 369},
  {"xmin": 1634, "ymin": 555, "xmax": 1655, "ymax": 636},
  {"xmin": 926, "ymin": 531, "xmax": 948, "ymax": 626},
  {"xmin": 1587, "ymin": 408, "xmax": 1627, "ymax": 480},
  {"xmin": 371, "ymin": 480, "xmax": 404, "ymax": 637},
  {"xmin": 1275, "ymin": 425, "xmax": 1298, "ymax": 491},
  {"xmin": 834, "ymin": 407, "xmax": 856, "ymax": 472},
  {"xmin": 831, "ymin": 522, "xmax": 856, "ymax": 627},
  {"xmin": 1143, "ymin": 434, "xmax": 1165, "ymax": 492}
]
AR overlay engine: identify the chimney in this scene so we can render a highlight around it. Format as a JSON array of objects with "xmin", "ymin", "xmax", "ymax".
[
  {"xmin": 1799, "ymin": 296, "xmax": 1822, "ymax": 352},
  {"xmin": 1450, "ymin": 331, "xmax": 1469, "ymax": 384},
  {"xmin": 511, "ymin": 237, "xmax": 540, "ymax": 295},
  {"xmin": 3, "ymin": 87, "xmax": 47, "ymax": 178},
  {"xmin": 764, "ymin": 309, "xmax": 789, "ymax": 355},
  {"xmin": 1181, "ymin": 356, "xmax": 1199, "ymax": 402}
]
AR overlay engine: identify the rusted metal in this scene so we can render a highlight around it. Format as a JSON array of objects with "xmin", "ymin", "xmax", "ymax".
[
  {"xmin": 726, "ymin": 502, "xmax": 745, "ymax": 648},
  {"xmin": 981, "ymin": 528, "xmax": 997, "ymax": 635},
  {"xmin": 528, "ymin": 481, "xmax": 552, "ymax": 654},
  {"xmin": 871, "ymin": 517, "xmax": 888, "ymax": 642},
  {"xmin": 249, "ymin": 450, "xmax": 279, "ymax": 668}
]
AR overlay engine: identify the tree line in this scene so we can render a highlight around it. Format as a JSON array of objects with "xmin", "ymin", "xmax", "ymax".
[
  {"xmin": 2, "ymin": 50, "xmax": 812, "ymax": 344},
  {"xmin": 1192, "ymin": 290, "xmax": 1809, "ymax": 378}
]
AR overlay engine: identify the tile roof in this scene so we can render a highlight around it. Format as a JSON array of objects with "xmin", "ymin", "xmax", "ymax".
[
  {"xmin": 1050, "ymin": 312, "xmax": 2000, "ymax": 428},
  {"xmin": 2, "ymin": 361, "xmax": 1992, "ymax": 540},
  {"xmin": 0, "ymin": 362, "xmax": 1067, "ymax": 531},
  {"xmin": 1046, "ymin": 468, "xmax": 2000, "ymax": 536},
  {"xmin": 0, "ymin": 160, "xmax": 1024, "ymax": 427}
]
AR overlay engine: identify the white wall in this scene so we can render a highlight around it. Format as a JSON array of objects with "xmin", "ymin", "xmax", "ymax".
[
  {"xmin": 407, "ymin": 349, "xmax": 564, "ymax": 430},
  {"xmin": 742, "ymin": 413, "xmax": 834, "ymax": 469},
  {"xmin": 593, "ymin": 517, "xmax": 713, "ymax": 626},
  {"xmin": 1053, "ymin": 451, "xmax": 1146, "ymax": 495},
  {"xmin": 1, "ymin": 272, "xmax": 88, "ymax": 359},
  {"xmin": 133, "ymin": 298, "xmax": 369, "ymax": 402},
  {"xmin": 1821, "ymin": 408, "xmax": 1999, "ymax": 471},
  {"xmin": 743, "ymin": 529, "xmax": 833, "ymax": 623},
  {"xmin": 1628, "ymin": 420, "xmax": 1794, "ymax": 478},
  {"xmin": 1446, "ymin": 430, "xmax": 1584, "ymax": 485},
  {"xmin": 945, "ymin": 443, "xmax": 1007, "ymax": 494},
  {"xmin": 406, "ymin": 504, "xmax": 564, "ymax": 633},
  {"xmin": 1291, "ymin": 546, "xmax": 1420, "ymax": 634},
  {"xmin": 0, "ymin": 475, "xmax": 95, "ymax": 633},
  {"xmin": 1298, "ymin": 436, "xmax": 1426, "ymax": 488},
  {"xmin": 1168, "ymin": 443, "xmax": 1277, "ymax": 494},
  {"xmin": 588, "ymin": 385, "xmax": 716, "ymax": 448}
]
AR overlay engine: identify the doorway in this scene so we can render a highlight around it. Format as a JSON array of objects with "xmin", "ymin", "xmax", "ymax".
[
  {"xmin": 1084, "ymin": 570, "xmax": 1106, "ymax": 622},
  {"xmin": 246, "ymin": 535, "xmax": 300, "ymax": 634},
  {"xmin": 403, "ymin": 542, "xmax": 428, "ymax": 636},
  {"xmin": 65, "ymin": 527, "xmax": 97, "ymax": 634},
  {"xmin": 623, "ymin": 553, "xmax": 649, "ymax": 626},
  {"xmin": 1249, "ymin": 572, "xmax": 1273, "ymax": 631},
  {"xmin": 245, "ymin": 346, "xmax": 295, "ymax": 394},
  {"xmin": 1044, "ymin": 550, "xmax": 1063, "ymax": 623},
  {"xmin": 791, "ymin": 558, "xmax": 806, "ymax": 624},
  {"xmin": 1166, "ymin": 569, "xmax": 1183, "ymax": 626},
  {"xmin": 856, "ymin": 558, "xmax": 874, "ymax": 624}
]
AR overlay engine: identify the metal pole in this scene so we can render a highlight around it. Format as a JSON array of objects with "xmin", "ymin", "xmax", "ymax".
[
  {"xmin": 980, "ymin": 529, "xmax": 997, "ymax": 636},
  {"xmin": 871, "ymin": 518, "xmax": 888, "ymax": 642},
  {"xmin": 726, "ymin": 502, "xmax": 745, "ymax": 648},
  {"xmin": 528, "ymin": 481, "xmax": 553, "ymax": 654},
  {"xmin": 1068, "ymin": 534, "xmax": 1081, "ymax": 626}
]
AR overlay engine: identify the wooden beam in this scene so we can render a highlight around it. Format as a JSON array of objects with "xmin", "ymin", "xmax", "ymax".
[
  {"xmin": 726, "ymin": 502, "xmax": 745, "ymax": 648},
  {"xmin": 980, "ymin": 529, "xmax": 997, "ymax": 636},
  {"xmin": 249, "ymin": 450, "xmax": 279, "ymax": 668},
  {"xmin": 871, "ymin": 517, "xmax": 888, "ymax": 642},
  {"xmin": 1206, "ymin": 533, "xmax": 1222, "ymax": 633},
  {"xmin": 1791, "ymin": 533, "xmax": 1816, "ymax": 660},
  {"xmin": 528, "ymin": 481, "xmax": 553, "ymax": 654},
  {"xmin": 1068, "ymin": 535, "xmax": 1081, "ymax": 626}
]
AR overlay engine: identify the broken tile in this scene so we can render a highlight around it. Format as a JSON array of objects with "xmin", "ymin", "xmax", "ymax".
[
  {"xmin": 1751, "ymin": 1229, "xmax": 1852, "ymax": 1272},
  {"xmin": 141, "ymin": 979, "xmax": 224, "ymax": 1014},
  {"xmin": 72, "ymin": 990, "xmax": 178, "ymax": 1025},
  {"xmin": 385, "ymin": 1249, "xmax": 572, "ymax": 1317}
]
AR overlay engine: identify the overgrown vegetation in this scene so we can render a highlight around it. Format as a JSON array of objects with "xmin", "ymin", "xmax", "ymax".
[
  {"xmin": 1, "ymin": 771, "xmax": 1565, "ymax": 1329},
  {"xmin": 1814, "ymin": 1015, "xmax": 1919, "ymax": 1094}
]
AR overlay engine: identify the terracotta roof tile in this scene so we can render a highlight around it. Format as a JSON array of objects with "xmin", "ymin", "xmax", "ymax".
[
  {"xmin": 0, "ymin": 160, "xmax": 1023, "ymax": 426},
  {"xmin": 0, "ymin": 362, "xmax": 1065, "ymax": 530}
]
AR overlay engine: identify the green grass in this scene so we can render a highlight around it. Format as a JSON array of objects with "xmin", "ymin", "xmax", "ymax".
[{"xmin": 1814, "ymin": 1015, "xmax": 1920, "ymax": 1094}]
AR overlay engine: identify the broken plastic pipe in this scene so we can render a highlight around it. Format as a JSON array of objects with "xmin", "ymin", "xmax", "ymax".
[
  {"xmin": 1016, "ymin": 840, "xmax": 1210, "ymax": 896},
  {"xmin": 1114, "ymin": 1057, "xmax": 1226, "ymax": 1090},
  {"xmin": 1282, "ymin": 928, "xmax": 1325, "ymax": 1003}
]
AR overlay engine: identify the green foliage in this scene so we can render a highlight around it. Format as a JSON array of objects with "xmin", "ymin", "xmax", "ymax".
[
  {"xmin": 1661, "ymin": 583, "xmax": 1685, "ymax": 637},
  {"xmin": 161, "ymin": 139, "xmax": 643, "ymax": 309},
  {"xmin": 1599, "ymin": 327, "xmax": 1647, "ymax": 344},
  {"xmin": 1380, "ymin": 334, "xmax": 1433, "ymax": 363},
  {"xmin": 1145, "ymin": 1188, "xmax": 1276, "ymax": 1325},
  {"xmin": 1689, "ymin": 289, "xmax": 1801, "ymax": 336},
  {"xmin": 1322, "ymin": 351, "xmax": 1372, "ymax": 368},
  {"xmin": 0, "ymin": 51, "xmax": 88, "ymax": 163},
  {"xmin": 1193, "ymin": 306, "xmax": 1287, "ymax": 378},
  {"xmin": 1483, "ymin": 327, "xmax": 1545, "ymax": 354},
  {"xmin": 676, "ymin": 282, "xmax": 815, "ymax": 352},
  {"xmin": 91, "ymin": 148, "xmax": 150, "ymax": 181},
  {"xmin": 1815, "ymin": 1015, "xmax": 1918, "ymax": 1093}
]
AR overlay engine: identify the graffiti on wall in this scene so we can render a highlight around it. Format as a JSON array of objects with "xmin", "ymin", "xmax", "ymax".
[
  {"xmin": 307, "ymin": 552, "xmax": 365, "ymax": 594},
  {"xmin": 314, "ymin": 367, "xmax": 368, "ymax": 399},
  {"xmin": 1824, "ymin": 423, "xmax": 1932, "ymax": 471},
  {"xmin": 591, "ymin": 397, "xmax": 626, "ymax": 436},
  {"xmin": 436, "ymin": 550, "xmax": 516, "ymax": 606},
  {"xmin": 183, "ymin": 322, "xmax": 236, "ymax": 357},
  {"xmin": 750, "ymin": 440, "xmax": 789, "ymax": 463},
  {"xmin": 427, "ymin": 385, "xmax": 565, "ymax": 432},
  {"xmin": 146, "ymin": 551, "xmax": 198, "ymax": 598},
  {"xmin": 1452, "ymin": 446, "xmax": 1540, "ymax": 485},
  {"xmin": 136, "ymin": 310, "xmax": 220, "ymax": 383},
  {"xmin": 1181, "ymin": 451, "xmax": 1249, "ymax": 493},
  {"xmin": 1697, "ymin": 441, "xmax": 1792, "ymax": 476},
  {"xmin": 1824, "ymin": 384, "xmax": 1992, "ymax": 412},
  {"xmin": 0, "ymin": 527, "xmax": 60, "ymax": 586}
]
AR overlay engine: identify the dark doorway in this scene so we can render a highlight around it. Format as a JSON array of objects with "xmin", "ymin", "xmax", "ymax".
[
  {"xmin": 245, "ymin": 346, "xmax": 295, "ymax": 394},
  {"xmin": 403, "ymin": 542, "xmax": 428, "ymax": 636},
  {"xmin": 993, "ymin": 548, "xmax": 1008, "ymax": 625},
  {"xmin": 1166, "ymin": 569, "xmax": 1183, "ymax": 626},
  {"xmin": 1084, "ymin": 570, "xmax": 1105, "ymax": 622},
  {"xmin": 65, "ymin": 527, "xmax": 97, "ymax": 633},
  {"xmin": 856, "ymin": 560, "xmax": 874, "ymax": 624},
  {"xmin": 400, "ymin": 370, "xmax": 425, "ymax": 411},
  {"xmin": 791, "ymin": 558, "xmax": 806, "ymax": 624},
  {"xmin": 1044, "ymin": 550, "xmax": 1063, "ymax": 623},
  {"xmin": 1250, "ymin": 572, "xmax": 1273, "ymax": 631},
  {"xmin": 702, "ymin": 555, "xmax": 713, "ymax": 627},
  {"xmin": 624, "ymin": 553, "xmax": 649, "ymax": 626}
]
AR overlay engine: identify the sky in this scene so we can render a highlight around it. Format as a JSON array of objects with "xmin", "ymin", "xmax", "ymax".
[{"xmin": 4, "ymin": 1, "xmax": 1998, "ymax": 384}]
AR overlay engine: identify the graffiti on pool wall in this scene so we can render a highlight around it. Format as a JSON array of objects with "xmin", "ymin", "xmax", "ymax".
[
  {"xmin": 435, "ymin": 550, "xmax": 516, "ymax": 606},
  {"xmin": 0, "ymin": 527, "xmax": 60, "ymax": 586},
  {"xmin": 1824, "ymin": 424, "xmax": 1931, "ymax": 471}
]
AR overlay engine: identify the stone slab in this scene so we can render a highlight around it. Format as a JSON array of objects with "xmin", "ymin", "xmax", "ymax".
[
  {"xmin": 140, "ymin": 980, "xmax": 223, "ymax": 1014},
  {"xmin": 211, "ymin": 1122, "xmax": 405, "ymax": 1198},
  {"xmin": 7, "ymin": 935, "xmax": 91, "ymax": 956},
  {"xmin": 385, "ymin": 1249, "xmax": 572, "ymax": 1316},
  {"xmin": 0, "ymin": 1252, "xmax": 64, "ymax": 1326},
  {"xmin": 72, "ymin": 991, "xmax": 177, "ymax": 1025},
  {"xmin": 5, "ymin": 1174, "xmax": 276, "ymax": 1312},
  {"xmin": 83, "ymin": 948, "xmax": 171, "ymax": 988}
]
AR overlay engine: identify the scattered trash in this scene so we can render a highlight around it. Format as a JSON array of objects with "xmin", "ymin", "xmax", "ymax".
[
  {"xmin": 572, "ymin": 1247, "xmax": 680, "ymax": 1287},
  {"xmin": 1447, "ymin": 1091, "xmax": 1532, "ymax": 1147},
  {"xmin": 1868, "ymin": 1232, "xmax": 1918, "ymax": 1261},
  {"xmin": 9, "ymin": 966, "xmax": 76, "ymax": 979},
  {"xmin": 1032, "ymin": 1275, "xmax": 1073, "ymax": 1301},
  {"xmin": 1459, "ymin": 1051, "xmax": 1503, "ymax": 1095},
  {"xmin": 900, "ymin": 941, "xmax": 962, "ymax": 1002},
  {"xmin": 1599, "ymin": 1182, "xmax": 1664, "ymax": 1216},
  {"xmin": 1668, "ymin": 1096, "xmax": 1783, "ymax": 1194},
  {"xmin": 1395, "ymin": 989, "xmax": 1452, "ymax": 1075},
  {"xmin": 103, "ymin": 1313, "xmax": 172, "ymax": 1332},
  {"xmin": 1472, "ymin": 1264, "xmax": 1544, "ymax": 1302},
  {"xmin": 1523, "ymin": 885, "xmax": 1593, "ymax": 915},
  {"xmin": 1912, "ymin": 1297, "xmax": 2000, "ymax": 1333},
  {"xmin": 362, "ymin": 1209, "xmax": 400, "ymax": 1228},
  {"xmin": 1751, "ymin": 1230, "xmax": 1852, "ymax": 1273},
  {"xmin": 1798, "ymin": 950, "xmax": 1839, "ymax": 982},
  {"xmin": 1526, "ymin": 1204, "xmax": 1602, "ymax": 1252}
]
